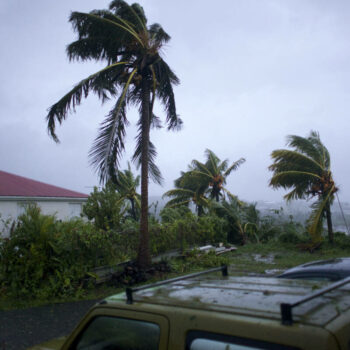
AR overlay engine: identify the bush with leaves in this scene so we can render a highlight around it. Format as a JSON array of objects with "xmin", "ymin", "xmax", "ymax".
[
  {"xmin": 82, "ymin": 182, "xmax": 126, "ymax": 230},
  {"xmin": 160, "ymin": 206, "xmax": 192, "ymax": 224},
  {"xmin": 0, "ymin": 205, "xmax": 129, "ymax": 299},
  {"xmin": 158, "ymin": 208, "xmax": 227, "ymax": 253},
  {"xmin": 332, "ymin": 231, "xmax": 350, "ymax": 249},
  {"xmin": 0, "ymin": 205, "xmax": 61, "ymax": 297}
]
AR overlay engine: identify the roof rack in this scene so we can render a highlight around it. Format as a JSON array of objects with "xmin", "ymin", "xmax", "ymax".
[
  {"xmin": 125, "ymin": 265, "xmax": 228, "ymax": 304},
  {"xmin": 280, "ymin": 275, "xmax": 350, "ymax": 325}
]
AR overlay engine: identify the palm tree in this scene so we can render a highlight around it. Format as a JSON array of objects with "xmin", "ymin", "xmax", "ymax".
[
  {"xmin": 191, "ymin": 149, "xmax": 245, "ymax": 202},
  {"xmin": 45, "ymin": 0, "xmax": 181, "ymax": 268},
  {"xmin": 269, "ymin": 131, "xmax": 337, "ymax": 243},
  {"xmin": 163, "ymin": 171, "xmax": 209, "ymax": 216},
  {"xmin": 114, "ymin": 162, "xmax": 141, "ymax": 220},
  {"xmin": 164, "ymin": 150, "xmax": 245, "ymax": 215}
]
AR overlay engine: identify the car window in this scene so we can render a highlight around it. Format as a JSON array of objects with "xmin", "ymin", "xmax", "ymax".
[
  {"xmin": 186, "ymin": 331, "xmax": 300, "ymax": 350},
  {"xmin": 190, "ymin": 338, "xmax": 264, "ymax": 350},
  {"xmin": 71, "ymin": 316, "xmax": 160, "ymax": 350},
  {"xmin": 282, "ymin": 274, "xmax": 337, "ymax": 281}
]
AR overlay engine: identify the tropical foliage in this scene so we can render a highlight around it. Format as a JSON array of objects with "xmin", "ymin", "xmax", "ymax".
[
  {"xmin": 269, "ymin": 131, "xmax": 337, "ymax": 242},
  {"xmin": 114, "ymin": 162, "xmax": 141, "ymax": 220},
  {"xmin": 163, "ymin": 170, "xmax": 209, "ymax": 216},
  {"xmin": 164, "ymin": 149, "xmax": 245, "ymax": 214},
  {"xmin": 45, "ymin": 0, "xmax": 181, "ymax": 268},
  {"xmin": 82, "ymin": 182, "xmax": 125, "ymax": 230},
  {"xmin": 211, "ymin": 197, "xmax": 260, "ymax": 244},
  {"xmin": 191, "ymin": 149, "xmax": 246, "ymax": 201}
]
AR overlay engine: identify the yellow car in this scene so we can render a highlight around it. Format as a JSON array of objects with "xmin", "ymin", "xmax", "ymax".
[{"xmin": 30, "ymin": 266, "xmax": 350, "ymax": 350}]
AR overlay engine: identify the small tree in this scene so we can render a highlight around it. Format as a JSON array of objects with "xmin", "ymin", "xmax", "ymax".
[{"xmin": 83, "ymin": 182, "xmax": 125, "ymax": 230}]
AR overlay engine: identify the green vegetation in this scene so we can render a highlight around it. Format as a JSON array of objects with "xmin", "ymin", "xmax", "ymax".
[
  {"xmin": 113, "ymin": 162, "xmax": 141, "ymax": 220},
  {"xmin": 164, "ymin": 149, "xmax": 245, "ymax": 215},
  {"xmin": 1, "ymin": 187, "xmax": 350, "ymax": 310},
  {"xmin": 1, "ymin": 134, "xmax": 349, "ymax": 309},
  {"xmin": 45, "ymin": 0, "xmax": 181, "ymax": 268}
]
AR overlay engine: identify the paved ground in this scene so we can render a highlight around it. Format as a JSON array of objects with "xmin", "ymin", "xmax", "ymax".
[{"xmin": 0, "ymin": 299, "xmax": 98, "ymax": 350}]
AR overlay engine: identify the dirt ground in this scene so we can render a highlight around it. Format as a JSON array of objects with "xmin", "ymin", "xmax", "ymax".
[{"xmin": 0, "ymin": 299, "xmax": 98, "ymax": 350}]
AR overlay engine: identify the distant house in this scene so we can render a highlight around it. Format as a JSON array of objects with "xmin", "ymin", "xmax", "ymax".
[{"xmin": 0, "ymin": 170, "xmax": 89, "ymax": 235}]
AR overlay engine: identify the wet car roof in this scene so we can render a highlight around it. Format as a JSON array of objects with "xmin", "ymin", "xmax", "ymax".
[{"xmin": 106, "ymin": 275, "xmax": 350, "ymax": 327}]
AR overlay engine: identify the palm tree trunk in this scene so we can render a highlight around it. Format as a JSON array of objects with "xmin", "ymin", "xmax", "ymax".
[
  {"xmin": 197, "ymin": 205, "xmax": 204, "ymax": 216},
  {"xmin": 130, "ymin": 198, "xmax": 136, "ymax": 220},
  {"xmin": 137, "ymin": 76, "xmax": 151, "ymax": 269},
  {"xmin": 325, "ymin": 201, "xmax": 334, "ymax": 243}
]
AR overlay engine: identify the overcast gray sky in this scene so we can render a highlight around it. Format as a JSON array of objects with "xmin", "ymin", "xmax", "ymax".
[{"xmin": 1, "ymin": 0, "xmax": 349, "ymax": 202}]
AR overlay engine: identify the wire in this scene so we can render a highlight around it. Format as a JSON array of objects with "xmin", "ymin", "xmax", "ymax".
[{"xmin": 336, "ymin": 192, "xmax": 350, "ymax": 236}]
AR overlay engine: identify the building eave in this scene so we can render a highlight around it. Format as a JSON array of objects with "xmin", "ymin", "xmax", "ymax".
[{"xmin": 0, "ymin": 196, "xmax": 88, "ymax": 202}]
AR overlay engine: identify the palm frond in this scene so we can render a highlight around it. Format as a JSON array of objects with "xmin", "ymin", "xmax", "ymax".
[
  {"xmin": 222, "ymin": 188, "xmax": 244, "ymax": 205},
  {"xmin": 132, "ymin": 129, "xmax": 163, "ymax": 184},
  {"xmin": 89, "ymin": 96, "xmax": 129, "ymax": 183},
  {"xmin": 153, "ymin": 58, "xmax": 182, "ymax": 131},
  {"xmin": 283, "ymin": 187, "xmax": 308, "ymax": 201},
  {"xmin": 286, "ymin": 134, "xmax": 323, "ymax": 167},
  {"xmin": 67, "ymin": 37, "xmax": 128, "ymax": 63},
  {"xmin": 269, "ymin": 170, "xmax": 321, "ymax": 198},
  {"xmin": 150, "ymin": 113, "xmax": 162, "ymax": 129},
  {"xmin": 191, "ymin": 160, "xmax": 213, "ymax": 178},
  {"xmin": 109, "ymin": 1, "xmax": 147, "ymax": 32},
  {"xmin": 164, "ymin": 198, "xmax": 191, "ymax": 209},
  {"xmin": 205, "ymin": 149, "xmax": 220, "ymax": 174},
  {"xmin": 269, "ymin": 149, "xmax": 324, "ymax": 174},
  {"xmin": 224, "ymin": 158, "xmax": 246, "ymax": 177},
  {"xmin": 307, "ymin": 197, "xmax": 328, "ymax": 241},
  {"xmin": 70, "ymin": 11, "xmax": 144, "ymax": 48},
  {"xmin": 163, "ymin": 188, "xmax": 196, "ymax": 198},
  {"xmin": 88, "ymin": 68, "xmax": 136, "ymax": 183},
  {"xmin": 149, "ymin": 23, "xmax": 171, "ymax": 45},
  {"xmin": 46, "ymin": 61, "xmax": 127, "ymax": 141}
]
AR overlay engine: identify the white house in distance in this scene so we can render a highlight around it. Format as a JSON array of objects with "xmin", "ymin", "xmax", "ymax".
[{"xmin": 0, "ymin": 170, "xmax": 89, "ymax": 234}]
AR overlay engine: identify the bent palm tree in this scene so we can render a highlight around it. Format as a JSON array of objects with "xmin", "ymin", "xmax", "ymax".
[
  {"xmin": 163, "ymin": 171, "xmax": 209, "ymax": 216},
  {"xmin": 164, "ymin": 150, "xmax": 245, "ymax": 215},
  {"xmin": 191, "ymin": 149, "xmax": 245, "ymax": 201},
  {"xmin": 269, "ymin": 131, "xmax": 337, "ymax": 243},
  {"xmin": 46, "ymin": 0, "xmax": 181, "ymax": 268}
]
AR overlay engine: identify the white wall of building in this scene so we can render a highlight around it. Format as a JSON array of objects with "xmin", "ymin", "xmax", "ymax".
[{"xmin": 0, "ymin": 197, "xmax": 87, "ymax": 237}]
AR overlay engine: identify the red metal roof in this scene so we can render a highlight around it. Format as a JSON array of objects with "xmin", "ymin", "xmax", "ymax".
[{"xmin": 0, "ymin": 170, "xmax": 89, "ymax": 198}]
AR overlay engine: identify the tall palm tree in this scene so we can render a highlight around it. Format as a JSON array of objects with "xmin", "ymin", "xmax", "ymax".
[
  {"xmin": 114, "ymin": 162, "xmax": 141, "ymax": 220},
  {"xmin": 45, "ymin": 0, "xmax": 181, "ymax": 268},
  {"xmin": 269, "ymin": 131, "xmax": 337, "ymax": 243},
  {"xmin": 191, "ymin": 149, "xmax": 245, "ymax": 202}
]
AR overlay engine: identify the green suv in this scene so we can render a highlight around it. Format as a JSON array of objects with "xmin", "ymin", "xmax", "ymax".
[{"xmin": 31, "ymin": 266, "xmax": 350, "ymax": 350}]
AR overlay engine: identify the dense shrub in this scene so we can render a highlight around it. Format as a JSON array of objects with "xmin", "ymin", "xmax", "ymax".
[
  {"xmin": 277, "ymin": 222, "xmax": 309, "ymax": 244},
  {"xmin": 82, "ymin": 182, "xmax": 125, "ymax": 230},
  {"xmin": 158, "ymin": 209, "xmax": 227, "ymax": 253},
  {"xmin": 333, "ymin": 231, "xmax": 350, "ymax": 249},
  {"xmin": 0, "ymin": 205, "xmax": 127, "ymax": 299},
  {"xmin": 160, "ymin": 206, "xmax": 192, "ymax": 223}
]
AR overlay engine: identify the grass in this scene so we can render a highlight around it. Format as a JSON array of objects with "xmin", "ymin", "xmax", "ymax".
[
  {"xmin": 228, "ymin": 241, "xmax": 350, "ymax": 275},
  {"xmin": 1, "ymin": 241, "xmax": 350, "ymax": 310}
]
